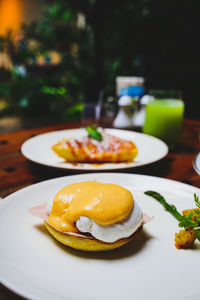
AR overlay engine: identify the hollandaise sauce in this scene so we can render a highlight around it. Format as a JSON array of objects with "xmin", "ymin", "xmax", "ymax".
[{"xmin": 48, "ymin": 181, "xmax": 133, "ymax": 233}]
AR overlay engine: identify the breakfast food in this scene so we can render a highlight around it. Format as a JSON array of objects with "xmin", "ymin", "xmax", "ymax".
[
  {"xmin": 145, "ymin": 191, "xmax": 200, "ymax": 249},
  {"xmin": 174, "ymin": 207, "xmax": 200, "ymax": 249},
  {"xmin": 52, "ymin": 127, "xmax": 137, "ymax": 163},
  {"xmin": 30, "ymin": 181, "xmax": 149, "ymax": 251},
  {"xmin": 174, "ymin": 228, "xmax": 196, "ymax": 249}
]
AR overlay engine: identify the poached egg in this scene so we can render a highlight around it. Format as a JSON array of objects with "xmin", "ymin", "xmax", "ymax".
[{"xmin": 47, "ymin": 181, "xmax": 143, "ymax": 243}]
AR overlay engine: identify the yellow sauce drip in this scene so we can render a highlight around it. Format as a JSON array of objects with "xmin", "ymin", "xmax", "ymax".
[{"xmin": 48, "ymin": 181, "xmax": 133, "ymax": 233}]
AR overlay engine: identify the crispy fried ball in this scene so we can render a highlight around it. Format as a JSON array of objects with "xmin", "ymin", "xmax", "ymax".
[{"xmin": 175, "ymin": 228, "xmax": 196, "ymax": 249}]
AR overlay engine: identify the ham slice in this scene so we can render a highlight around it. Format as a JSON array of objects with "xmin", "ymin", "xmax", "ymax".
[
  {"xmin": 143, "ymin": 213, "xmax": 154, "ymax": 224},
  {"xmin": 29, "ymin": 202, "xmax": 48, "ymax": 219},
  {"xmin": 29, "ymin": 202, "xmax": 152, "ymax": 224}
]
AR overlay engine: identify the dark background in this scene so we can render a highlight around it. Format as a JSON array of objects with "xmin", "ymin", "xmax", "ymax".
[
  {"xmin": 0, "ymin": 0, "xmax": 200, "ymax": 122},
  {"xmin": 88, "ymin": 0, "xmax": 200, "ymax": 119}
]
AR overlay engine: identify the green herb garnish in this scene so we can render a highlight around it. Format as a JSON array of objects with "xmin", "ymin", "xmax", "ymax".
[
  {"xmin": 86, "ymin": 125, "xmax": 103, "ymax": 141},
  {"xmin": 194, "ymin": 193, "xmax": 200, "ymax": 208},
  {"xmin": 144, "ymin": 191, "xmax": 200, "ymax": 241},
  {"xmin": 178, "ymin": 210, "xmax": 200, "ymax": 229}
]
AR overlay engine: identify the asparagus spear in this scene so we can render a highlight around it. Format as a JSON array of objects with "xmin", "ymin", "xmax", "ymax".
[
  {"xmin": 144, "ymin": 190, "xmax": 200, "ymax": 241},
  {"xmin": 144, "ymin": 191, "xmax": 183, "ymax": 221}
]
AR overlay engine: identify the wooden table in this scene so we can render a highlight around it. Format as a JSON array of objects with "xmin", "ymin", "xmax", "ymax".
[
  {"xmin": 0, "ymin": 119, "xmax": 200, "ymax": 198},
  {"xmin": 0, "ymin": 118, "xmax": 200, "ymax": 299}
]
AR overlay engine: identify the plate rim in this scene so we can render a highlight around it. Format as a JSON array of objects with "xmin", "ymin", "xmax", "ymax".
[
  {"xmin": 193, "ymin": 152, "xmax": 200, "ymax": 175},
  {"xmin": 0, "ymin": 172, "xmax": 200, "ymax": 300},
  {"xmin": 21, "ymin": 128, "xmax": 169, "ymax": 171},
  {"xmin": 1, "ymin": 172, "xmax": 199, "ymax": 205}
]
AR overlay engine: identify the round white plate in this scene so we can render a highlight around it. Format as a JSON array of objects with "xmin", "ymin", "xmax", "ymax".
[
  {"xmin": 193, "ymin": 152, "xmax": 200, "ymax": 175},
  {"xmin": 0, "ymin": 173, "xmax": 200, "ymax": 300},
  {"xmin": 21, "ymin": 128, "xmax": 168, "ymax": 170}
]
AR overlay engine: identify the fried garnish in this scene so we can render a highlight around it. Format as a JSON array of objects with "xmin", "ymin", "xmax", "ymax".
[
  {"xmin": 175, "ymin": 228, "xmax": 196, "ymax": 249},
  {"xmin": 182, "ymin": 208, "xmax": 200, "ymax": 220},
  {"xmin": 145, "ymin": 191, "xmax": 200, "ymax": 249}
]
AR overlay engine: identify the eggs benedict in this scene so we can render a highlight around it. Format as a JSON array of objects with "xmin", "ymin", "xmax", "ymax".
[{"xmin": 30, "ymin": 181, "xmax": 147, "ymax": 251}]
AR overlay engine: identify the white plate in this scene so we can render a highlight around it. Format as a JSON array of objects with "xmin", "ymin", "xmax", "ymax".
[
  {"xmin": 0, "ymin": 173, "xmax": 200, "ymax": 300},
  {"xmin": 193, "ymin": 152, "xmax": 200, "ymax": 175},
  {"xmin": 21, "ymin": 128, "xmax": 168, "ymax": 170}
]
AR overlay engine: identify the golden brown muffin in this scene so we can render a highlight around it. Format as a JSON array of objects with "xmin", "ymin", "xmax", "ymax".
[{"xmin": 44, "ymin": 221, "xmax": 143, "ymax": 251}]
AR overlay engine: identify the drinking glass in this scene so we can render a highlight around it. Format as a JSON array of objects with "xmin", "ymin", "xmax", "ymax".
[
  {"xmin": 81, "ymin": 103, "xmax": 101, "ymax": 127},
  {"xmin": 142, "ymin": 90, "xmax": 184, "ymax": 148}
]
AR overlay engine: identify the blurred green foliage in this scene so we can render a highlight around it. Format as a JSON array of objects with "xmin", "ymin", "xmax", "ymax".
[
  {"xmin": 1, "ymin": 0, "xmax": 200, "ymax": 119},
  {"xmin": 0, "ymin": 1, "xmax": 93, "ymax": 121}
]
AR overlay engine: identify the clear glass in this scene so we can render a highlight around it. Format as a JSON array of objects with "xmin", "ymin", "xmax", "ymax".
[
  {"xmin": 142, "ymin": 90, "xmax": 184, "ymax": 148},
  {"xmin": 102, "ymin": 96, "xmax": 117, "ymax": 127},
  {"xmin": 81, "ymin": 103, "xmax": 101, "ymax": 127}
]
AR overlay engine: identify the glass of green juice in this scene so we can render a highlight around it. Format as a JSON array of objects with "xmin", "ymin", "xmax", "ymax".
[{"xmin": 142, "ymin": 90, "xmax": 184, "ymax": 148}]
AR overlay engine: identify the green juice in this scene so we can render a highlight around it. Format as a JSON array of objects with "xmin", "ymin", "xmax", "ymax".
[{"xmin": 142, "ymin": 99, "xmax": 184, "ymax": 147}]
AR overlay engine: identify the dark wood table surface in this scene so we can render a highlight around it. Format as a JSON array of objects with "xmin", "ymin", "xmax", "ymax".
[
  {"xmin": 0, "ymin": 118, "xmax": 200, "ymax": 198},
  {"xmin": 0, "ymin": 118, "xmax": 200, "ymax": 299}
]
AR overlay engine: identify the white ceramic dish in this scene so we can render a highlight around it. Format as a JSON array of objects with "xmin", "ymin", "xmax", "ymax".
[
  {"xmin": 0, "ymin": 173, "xmax": 200, "ymax": 300},
  {"xmin": 21, "ymin": 128, "xmax": 168, "ymax": 171},
  {"xmin": 193, "ymin": 152, "xmax": 200, "ymax": 175}
]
